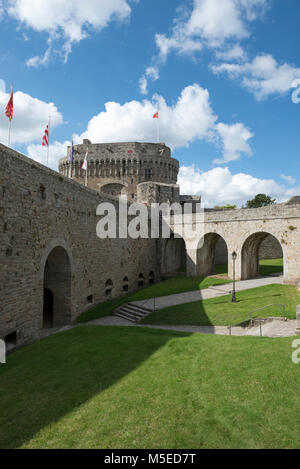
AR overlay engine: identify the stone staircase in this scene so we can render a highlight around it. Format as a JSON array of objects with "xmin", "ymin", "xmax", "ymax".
[{"xmin": 113, "ymin": 302, "xmax": 153, "ymax": 323}]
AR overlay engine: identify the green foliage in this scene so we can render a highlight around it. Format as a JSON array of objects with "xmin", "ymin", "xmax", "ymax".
[
  {"xmin": 0, "ymin": 327, "xmax": 299, "ymax": 448},
  {"xmin": 244, "ymin": 194, "xmax": 276, "ymax": 208},
  {"xmin": 214, "ymin": 204, "xmax": 237, "ymax": 210}
]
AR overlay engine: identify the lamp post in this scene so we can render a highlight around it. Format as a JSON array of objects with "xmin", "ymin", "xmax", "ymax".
[{"xmin": 232, "ymin": 251, "xmax": 237, "ymax": 303}]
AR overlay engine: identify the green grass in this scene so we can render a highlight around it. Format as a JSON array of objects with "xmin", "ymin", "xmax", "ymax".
[
  {"xmin": 77, "ymin": 274, "xmax": 231, "ymax": 323},
  {"xmin": 77, "ymin": 258, "xmax": 283, "ymax": 324},
  {"xmin": 140, "ymin": 284, "xmax": 299, "ymax": 326},
  {"xmin": 259, "ymin": 258, "xmax": 283, "ymax": 276},
  {"xmin": 0, "ymin": 326, "xmax": 299, "ymax": 449}
]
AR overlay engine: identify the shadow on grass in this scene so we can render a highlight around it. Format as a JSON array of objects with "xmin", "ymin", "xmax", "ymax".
[
  {"xmin": 0, "ymin": 326, "xmax": 191, "ymax": 449},
  {"xmin": 77, "ymin": 275, "xmax": 230, "ymax": 324}
]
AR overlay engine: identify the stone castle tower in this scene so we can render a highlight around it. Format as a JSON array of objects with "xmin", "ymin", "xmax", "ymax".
[{"xmin": 58, "ymin": 140, "xmax": 179, "ymax": 201}]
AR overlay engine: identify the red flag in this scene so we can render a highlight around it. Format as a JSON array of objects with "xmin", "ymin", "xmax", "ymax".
[
  {"xmin": 42, "ymin": 124, "xmax": 49, "ymax": 146},
  {"xmin": 153, "ymin": 112, "xmax": 159, "ymax": 119},
  {"xmin": 5, "ymin": 88, "xmax": 13, "ymax": 121}
]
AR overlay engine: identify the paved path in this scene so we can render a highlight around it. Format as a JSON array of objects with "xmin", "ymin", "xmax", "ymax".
[
  {"xmin": 131, "ymin": 275, "xmax": 284, "ymax": 311},
  {"xmin": 86, "ymin": 317, "xmax": 297, "ymax": 338},
  {"xmin": 43, "ymin": 274, "xmax": 297, "ymax": 339}
]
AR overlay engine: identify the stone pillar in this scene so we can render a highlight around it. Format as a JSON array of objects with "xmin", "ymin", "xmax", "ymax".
[
  {"xmin": 186, "ymin": 248, "xmax": 198, "ymax": 277},
  {"xmin": 296, "ymin": 305, "xmax": 300, "ymax": 335}
]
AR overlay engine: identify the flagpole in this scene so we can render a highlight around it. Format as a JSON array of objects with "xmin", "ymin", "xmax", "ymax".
[
  {"xmin": 157, "ymin": 118, "xmax": 160, "ymax": 143},
  {"xmin": 47, "ymin": 116, "xmax": 51, "ymax": 168},
  {"xmin": 85, "ymin": 161, "xmax": 88, "ymax": 187},
  {"xmin": 7, "ymin": 119, "xmax": 11, "ymax": 148},
  {"xmin": 7, "ymin": 85, "xmax": 13, "ymax": 147}
]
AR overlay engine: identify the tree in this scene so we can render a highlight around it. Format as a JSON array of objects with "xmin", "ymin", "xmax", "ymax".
[
  {"xmin": 214, "ymin": 204, "xmax": 237, "ymax": 210},
  {"xmin": 244, "ymin": 194, "xmax": 276, "ymax": 208}
]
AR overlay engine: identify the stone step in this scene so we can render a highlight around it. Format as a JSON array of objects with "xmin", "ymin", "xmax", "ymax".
[
  {"xmin": 127, "ymin": 302, "xmax": 154, "ymax": 314},
  {"xmin": 115, "ymin": 305, "xmax": 145, "ymax": 317},
  {"xmin": 113, "ymin": 302, "xmax": 153, "ymax": 323}
]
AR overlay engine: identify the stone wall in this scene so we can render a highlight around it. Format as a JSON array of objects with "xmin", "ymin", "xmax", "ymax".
[
  {"xmin": 59, "ymin": 141, "xmax": 179, "ymax": 201},
  {"xmin": 214, "ymin": 233, "xmax": 282, "ymax": 264},
  {"xmin": 259, "ymin": 234, "xmax": 283, "ymax": 259},
  {"xmin": 137, "ymin": 182, "xmax": 180, "ymax": 205},
  {"xmin": 0, "ymin": 144, "xmax": 160, "ymax": 347}
]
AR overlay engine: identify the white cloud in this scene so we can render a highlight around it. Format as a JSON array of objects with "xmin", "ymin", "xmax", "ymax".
[
  {"xmin": 23, "ymin": 84, "xmax": 252, "ymax": 171},
  {"xmin": 178, "ymin": 165, "xmax": 300, "ymax": 207},
  {"xmin": 215, "ymin": 44, "xmax": 246, "ymax": 62},
  {"xmin": 156, "ymin": 0, "xmax": 267, "ymax": 61},
  {"xmin": 77, "ymin": 84, "xmax": 252, "ymax": 163},
  {"xmin": 211, "ymin": 54, "xmax": 300, "ymax": 100},
  {"xmin": 5, "ymin": 0, "xmax": 133, "ymax": 65},
  {"xmin": 0, "ymin": 88, "xmax": 63, "ymax": 144},
  {"xmin": 280, "ymin": 174, "xmax": 296, "ymax": 185},
  {"xmin": 0, "ymin": 79, "xmax": 5, "ymax": 93},
  {"xmin": 215, "ymin": 122, "xmax": 253, "ymax": 163},
  {"xmin": 139, "ymin": 0, "xmax": 266, "ymax": 94},
  {"xmin": 27, "ymin": 140, "xmax": 70, "ymax": 171},
  {"xmin": 139, "ymin": 66, "xmax": 160, "ymax": 95},
  {"xmin": 79, "ymin": 84, "xmax": 217, "ymax": 148}
]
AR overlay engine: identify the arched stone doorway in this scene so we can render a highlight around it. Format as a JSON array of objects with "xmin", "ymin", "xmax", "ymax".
[
  {"xmin": 161, "ymin": 235, "xmax": 187, "ymax": 276},
  {"xmin": 43, "ymin": 288, "xmax": 54, "ymax": 328},
  {"xmin": 100, "ymin": 183, "xmax": 126, "ymax": 197},
  {"xmin": 241, "ymin": 232, "xmax": 283, "ymax": 280},
  {"xmin": 197, "ymin": 233, "xmax": 228, "ymax": 277},
  {"xmin": 43, "ymin": 246, "xmax": 71, "ymax": 328}
]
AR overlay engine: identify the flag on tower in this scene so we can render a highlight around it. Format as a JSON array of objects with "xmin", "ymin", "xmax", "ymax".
[
  {"xmin": 153, "ymin": 112, "xmax": 159, "ymax": 119},
  {"xmin": 5, "ymin": 87, "xmax": 14, "ymax": 121},
  {"xmin": 82, "ymin": 148, "xmax": 88, "ymax": 171},
  {"xmin": 42, "ymin": 124, "xmax": 49, "ymax": 147}
]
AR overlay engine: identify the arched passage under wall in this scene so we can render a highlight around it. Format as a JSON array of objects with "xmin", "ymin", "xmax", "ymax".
[
  {"xmin": 241, "ymin": 232, "xmax": 283, "ymax": 280},
  {"xmin": 100, "ymin": 183, "xmax": 126, "ymax": 197},
  {"xmin": 43, "ymin": 246, "xmax": 71, "ymax": 328},
  {"xmin": 161, "ymin": 235, "xmax": 187, "ymax": 276},
  {"xmin": 197, "ymin": 233, "xmax": 228, "ymax": 277}
]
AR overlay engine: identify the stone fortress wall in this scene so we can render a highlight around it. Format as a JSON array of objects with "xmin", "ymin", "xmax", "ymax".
[
  {"xmin": 0, "ymin": 145, "xmax": 160, "ymax": 347},
  {"xmin": 2, "ymin": 141, "xmax": 300, "ymax": 349},
  {"xmin": 59, "ymin": 141, "xmax": 179, "ymax": 201}
]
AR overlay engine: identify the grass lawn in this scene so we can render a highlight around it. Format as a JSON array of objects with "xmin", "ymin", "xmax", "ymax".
[
  {"xmin": 77, "ymin": 274, "xmax": 231, "ymax": 323},
  {"xmin": 259, "ymin": 258, "xmax": 283, "ymax": 276},
  {"xmin": 0, "ymin": 326, "xmax": 299, "ymax": 449},
  {"xmin": 77, "ymin": 259, "xmax": 283, "ymax": 324},
  {"xmin": 140, "ymin": 284, "xmax": 299, "ymax": 326}
]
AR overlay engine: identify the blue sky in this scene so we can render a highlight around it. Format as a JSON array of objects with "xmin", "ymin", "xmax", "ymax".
[{"xmin": 0, "ymin": 0, "xmax": 300, "ymax": 206}]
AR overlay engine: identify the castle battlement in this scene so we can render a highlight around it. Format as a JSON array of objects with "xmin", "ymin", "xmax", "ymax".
[{"xmin": 58, "ymin": 141, "xmax": 179, "ymax": 200}]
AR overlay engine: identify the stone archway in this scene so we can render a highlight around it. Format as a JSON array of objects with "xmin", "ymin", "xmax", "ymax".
[
  {"xmin": 197, "ymin": 233, "xmax": 228, "ymax": 277},
  {"xmin": 43, "ymin": 246, "xmax": 71, "ymax": 328},
  {"xmin": 241, "ymin": 232, "xmax": 283, "ymax": 280},
  {"xmin": 100, "ymin": 183, "xmax": 126, "ymax": 197},
  {"xmin": 161, "ymin": 235, "xmax": 187, "ymax": 276}
]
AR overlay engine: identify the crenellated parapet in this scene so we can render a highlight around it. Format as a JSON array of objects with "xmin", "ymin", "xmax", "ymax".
[{"xmin": 58, "ymin": 140, "xmax": 179, "ymax": 200}]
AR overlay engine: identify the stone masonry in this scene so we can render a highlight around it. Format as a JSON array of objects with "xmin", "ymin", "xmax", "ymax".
[{"xmin": 2, "ymin": 142, "xmax": 300, "ymax": 348}]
